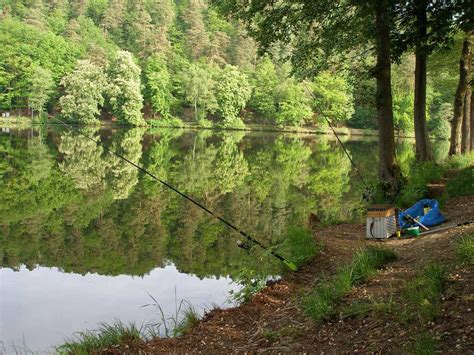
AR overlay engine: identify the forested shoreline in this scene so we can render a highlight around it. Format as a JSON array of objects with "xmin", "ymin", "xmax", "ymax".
[{"xmin": 0, "ymin": 0, "xmax": 470, "ymax": 139}]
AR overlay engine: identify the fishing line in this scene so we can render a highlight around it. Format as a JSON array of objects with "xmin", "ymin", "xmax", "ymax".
[
  {"xmin": 52, "ymin": 117, "xmax": 298, "ymax": 272},
  {"xmin": 302, "ymin": 82, "xmax": 372, "ymax": 200}
]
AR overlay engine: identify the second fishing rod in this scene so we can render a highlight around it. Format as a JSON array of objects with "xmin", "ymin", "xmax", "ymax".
[{"xmin": 53, "ymin": 117, "xmax": 298, "ymax": 272}]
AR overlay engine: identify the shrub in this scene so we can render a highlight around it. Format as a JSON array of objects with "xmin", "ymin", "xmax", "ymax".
[
  {"xmin": 447, "ymin": 167, "xmax": 474, "ymax": 197},
  {"xmin": 230, "ymin": 268, "xmax": 269, "ymax": 304},
  {"xmin": 397, "ymin": 162, "xmax": 444, "ymax": 207}
]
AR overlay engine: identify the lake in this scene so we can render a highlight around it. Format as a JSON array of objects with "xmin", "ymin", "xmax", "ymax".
[{"xmin": 0, "ymin": 125, "xmax": 447, "ymax": 352}]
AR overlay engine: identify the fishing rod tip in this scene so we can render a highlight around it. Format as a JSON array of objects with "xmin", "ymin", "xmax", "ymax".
[{"xmin": 284, "ymin": 260, "xmax": 298, "ymax": 272}]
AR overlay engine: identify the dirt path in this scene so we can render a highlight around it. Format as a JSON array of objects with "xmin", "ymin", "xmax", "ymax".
[{"xmin": 118, "ymin": 195, "xmax": 474, "ymax": 354}]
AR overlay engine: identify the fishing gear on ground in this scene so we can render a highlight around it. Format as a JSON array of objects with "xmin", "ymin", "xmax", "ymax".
[
  {"xmin": 52, "ymin": 117, "xmax": 298, "ymax": 272},
  {"xmin": 365, "ymin": 199, "xmax": 471, "ymax": 240}
]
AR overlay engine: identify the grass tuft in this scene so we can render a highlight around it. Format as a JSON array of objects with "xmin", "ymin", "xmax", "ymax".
[
  {"xmin": 279, "ymin": 226, "xmax": 322, "ymax": 267},
  {"xmin": 340, "ymin": 297, "xmax": 395, "ymax": 319},
  {"xmin": 304, "ymin": 247, "xmax": 396, "ymax": 323},
  {"xmin": 174, "ymin": 305, "xmax": 200, "ymax": 336},
  {"xmin": 407, "ymin": 332, "xmax": 437, "ymax": 355},
  {"xmin": 403, "ymin": 263, "xmax": 446, "ymax": 323},
  {"xmin": 350, "ymin": 247, "xmax": 397, "ymax": 284},
  {"xmin": 57, "ymin": 321, "xmax": 143, "ymax": 354},
  {"xmin": 456, "ymin": 234, "xmax": 474, "ymax": 265}
]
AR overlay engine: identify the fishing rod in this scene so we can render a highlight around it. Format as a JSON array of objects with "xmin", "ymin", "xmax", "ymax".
[
  {"xmin": 52, "ymin": 117, "xmax": 298, "ymax": 272},
  {"xmin": 419, "ymin": 221, "xmax": 473, "ymax": 236},
  {"xmin": 302, "ymin": 81, "xmax": 371, "ymax": 197}
]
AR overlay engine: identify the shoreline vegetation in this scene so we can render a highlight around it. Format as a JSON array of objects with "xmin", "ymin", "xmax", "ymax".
[{"xmin": 1, "ymin": 116, "xmax": 419, "ymax": 139}]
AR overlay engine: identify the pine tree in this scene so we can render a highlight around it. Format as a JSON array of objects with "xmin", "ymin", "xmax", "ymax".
[{"xmin": 184, "ymin": 0, "xmax": 210, "ymax": 60}]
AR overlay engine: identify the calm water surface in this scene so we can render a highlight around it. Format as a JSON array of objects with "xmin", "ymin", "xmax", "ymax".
[{"xmin": 0, "ymin": 125, "xmax": 443, "ymax": 352}]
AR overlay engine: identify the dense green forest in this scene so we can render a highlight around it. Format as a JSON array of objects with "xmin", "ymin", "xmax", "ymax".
[{"xmin": 0, "ymin": 0, "xmax": 466, "ymax": 135}]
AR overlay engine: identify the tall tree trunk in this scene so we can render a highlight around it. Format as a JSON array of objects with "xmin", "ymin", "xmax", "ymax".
[
  {"xmin": 374, "ymin": 1, "xmax": 401, "ymax": 196},
  {"xmin": 450, "ymin": 32, "xmax": 472, "ymax": 155},
  {"xmin": 461, "ymin": 41, "xmax": 472, "ymax": 153},
  {"xmin": 471, "ymin": 91, "xmax": 474, "ymax": 151},
  {"xmin": 413, "ymin": 0, "xmax": 432, "ymax": 161},
  {"xmin": 462, "ymin": 85, "xmax": 472, "ymax": 153}
]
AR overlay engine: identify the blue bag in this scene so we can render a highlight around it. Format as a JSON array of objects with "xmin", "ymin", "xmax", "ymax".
[{"xmin": 399, "ymin": 199, "xmax": 446, "ymax": 229}]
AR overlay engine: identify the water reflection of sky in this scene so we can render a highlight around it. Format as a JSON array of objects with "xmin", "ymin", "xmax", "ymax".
[{"xmin": 0, "ymin": 265, "xmax": 239, "ymax": 353}]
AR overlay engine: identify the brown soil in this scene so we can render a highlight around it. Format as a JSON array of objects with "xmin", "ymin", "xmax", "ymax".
[{"xmin": 110, "ymin": 195, "xmax": 474, "ymax": 354}]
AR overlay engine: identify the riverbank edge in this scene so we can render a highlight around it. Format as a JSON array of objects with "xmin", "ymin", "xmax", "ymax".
[
  {"xmin": 137, "ymin": 194, "xmax": 474, "ymax": 353},
  {"xmin": 0, "ymin": 116, "xmax": 419, "ymax": 139}
]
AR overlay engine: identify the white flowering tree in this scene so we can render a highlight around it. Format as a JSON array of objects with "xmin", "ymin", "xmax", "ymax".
[
  {"xmin": 59, "ymin": 60, "xmax": 106, "ymax": 124},
  {"xmin": 108, "ymin": 51, "xmax": 145, "ymax": 126}
]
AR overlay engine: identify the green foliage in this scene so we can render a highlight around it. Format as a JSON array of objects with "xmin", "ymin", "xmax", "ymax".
[
  {"xmin": 0, "ymin": 16, "xmax": 81, "ymax": 110},
  {"xmin": 456, "ymin": 234, "xmax": 474, "ymax": 265},
  {"xmin": 443, "ymin": 151, "xmax": 474, "ymax": 170},
  {"xmin": 396, "ymin": 152, "xmax": 473, "ymax": 206},
  {"xmin": 392, "ymin": 57, "xmax": 415, "ymax": 133},
  {"xmin": 27, "ymin": 65, "xmax": 54, "ymax": 117},
  {"xmin": 181, "ymin": 61, "xmax": 218, "ymax": 120},
  {"xmin": 311, "ymin": 71, "xmax": 354, "ymax": 124},
  {"xmin": 304, "ymin": 247, "xmax": 396, "ymax": 323},
  {"xmin": 148, "ymin": 117, "xmax": 185, "ymax": 128},
  {"xmin": 427, "ymin": 103, "xmax": 452, "ymax": 139},
  {"xmin": 403, "ymin": 264, "xmax": 446, "ymax": 323},
  {"xmin": 250, "ymin": 57, "xmax": 278, "ymax": 117},
  {"xmin": 108, "ymin": 51, "xmax": 145, "ymax": 126},
  {"xmin": 230, "ymin": 268, "xmax": 269, "ymax": 304},
  {"xmin": 57, "ymin": 321, "xmax": 143, "ymax": 354},
  {"xmin": 274, "ymin": 81, "xmax": 313, "ymax": 126},
  {"xmin": 144, "ymin": 55, "xmax": 174, "ymax": 118},
  {"xmin": 214, "ymin": 65, "xmax": 251, "ymax": 122},
  {"xmin": 447, "ymin": 167, "xmax": 474, "ymax": 197},
  {"xmin": 59, "ymin": 60, "xmax": 106, "ymax": 123},
  {"xmin": 397, "ymin": 162, "xmax": 444, "ymax": 207}
]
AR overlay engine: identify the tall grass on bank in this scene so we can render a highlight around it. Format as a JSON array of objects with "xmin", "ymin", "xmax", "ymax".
[
  {"xmin": 304, "ymin": 247, "xmax": 397, "ymax": 323},
  {"xmin": 58, "ymin": 296, "xmax": 203, "ymax": 353},
  {"xmin": 456, "ymin": 234, "xmax": 474, "ymax": 265},
  {"xmin": 403, "ymin": 263, "xmax": 446, "ymax": 323},
  {"xmin": 57, "ymin": 321, "xmax": 144, "ymax": 354},
  {"xmin": 279, "ymin": 226, "xmax": 322, "ymax": 267},
  {"xmin": 142, "ymin": 292, "xmax": 201, "ymax": 337}
]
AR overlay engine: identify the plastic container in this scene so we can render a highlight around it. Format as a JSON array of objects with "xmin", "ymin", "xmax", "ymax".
[{"xmin": 406, "ymin": 226, "xmax": 420, "ymax": 236}]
